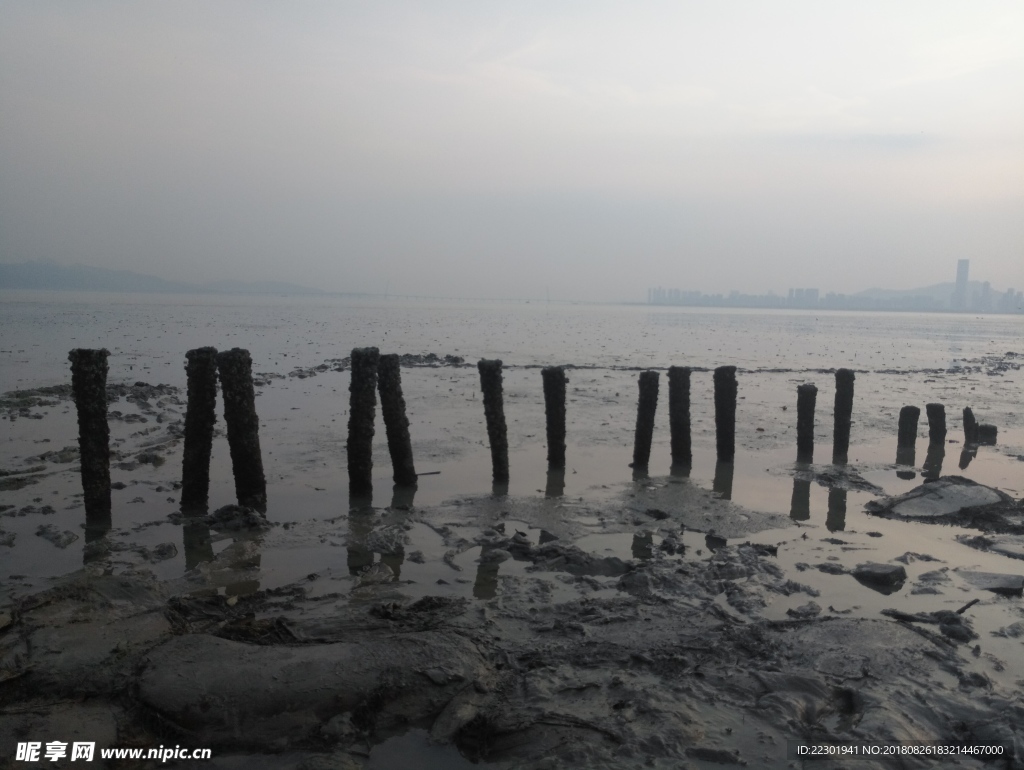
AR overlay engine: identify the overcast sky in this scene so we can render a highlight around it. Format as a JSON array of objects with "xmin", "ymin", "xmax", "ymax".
[{"xmin": 1, "ymin": 2, "xmax": 1022, "ymax": 301}]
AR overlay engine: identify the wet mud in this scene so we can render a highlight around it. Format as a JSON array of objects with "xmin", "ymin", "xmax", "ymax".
[{"xmin": 2, "ymin": 349, "xmax": 1024, "ymax": 767}]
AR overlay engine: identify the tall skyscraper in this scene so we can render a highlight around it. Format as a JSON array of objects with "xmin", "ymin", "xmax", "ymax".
[{"xmin": 952, "ymin": 259, "xmax": 969, "ymax": 310}]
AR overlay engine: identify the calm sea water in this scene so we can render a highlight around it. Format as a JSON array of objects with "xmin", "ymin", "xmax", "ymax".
[{"xmin": 3, "ymin": 290, "xmax": 1023, "ymax": 393}]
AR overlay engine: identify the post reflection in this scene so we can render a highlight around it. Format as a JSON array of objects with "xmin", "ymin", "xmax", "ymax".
[
  {"xmin": 712, "ymin": 461, "xmax": 734, "ymax": 500},
  {"xmin": 545, "ymin": 468, "xmax": 565, "ymax": 498},
  {"xmin": 895, "ymin": 447, "xmax": 916, "ymax": 480},
  {"xmin": 826, "ymin": 488, "xmax": 847, "ymax": 532},
  {"xmin": 790, "ymin": 462, "xmax": 811, "ymax": 522},
  {"xmin": 922, "ymin": 444, "xmax": 945, "ymax": 481}
]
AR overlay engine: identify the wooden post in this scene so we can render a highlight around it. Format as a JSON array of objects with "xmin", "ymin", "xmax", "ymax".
[
  {"xmin": 632, "ymin": 370, "xmax": 659, "ymax": 469},
  {"xmin": 68, "ymin": 349, "xmax": 111, "ymax": 518},
  {"xmin": 347, "ymin": 347, "xmax": 380, "ymax": 496},
  {"xmin": 832, "ymin": 368, "xmax": 855, "ymax": 464},
  {"xmin": 216, "ymin": 348, "xmax": 267, "ymax": 510},
  {"xmin": 180, "ymin": 347, "xmax": 218, "ymax": 509},
  {"xmin": 667, "ymin": 366, "xmax": 692, "ymax": 468},
  {"xmin": 714, "ymin": 366, "xmax": 737, "ymax": 462},
  {"xmin": 541, "ymin": 366, "xmax": 567, "ymax": 470},
  {"xmin": 796, "ymin": 383, "xmax": 817, "ymax": 462},
  {"xmin": 377, "ymin": 353, "xmax": 417, "ymax": 486},
  {"xmin": 478, "ymin": 359, "xmax": 509, "ymax": 483}
]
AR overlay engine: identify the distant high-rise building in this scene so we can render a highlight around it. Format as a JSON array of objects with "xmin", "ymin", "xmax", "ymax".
[{"xmin": 952, "ymin": 259, "xmax": 969, "ymax": 310}]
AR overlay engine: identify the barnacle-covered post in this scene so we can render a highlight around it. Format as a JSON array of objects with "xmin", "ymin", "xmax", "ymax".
[
  {"xmin": 69, "ymin": 348, "xmax": 111, "ymax": 519},
  {"xmin": 377, "ymin": 353, "xmax": 417, "ymax": 486},
  {"xmin": 181, "ymin": 347, "xmax": 218, "ymax": 509},
  {"xmin": 215, "ymin": 348, "xmax": 267, "ymax": 510}
]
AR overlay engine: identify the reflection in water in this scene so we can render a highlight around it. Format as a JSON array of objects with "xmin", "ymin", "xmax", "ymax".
[
  {"xmin": 182, "ymin": 520, "xmax": 215, "ymax": 572},
  {"xmin": 712, "ymin": 461, "xmax": 734, "ymax": 500},
  {"xmin": 826, "ymin": 488, "xmax": 847, "ymax": 532},
  {"xmin": 347, "ymin": 509, "xmax": 375, "ymax": 576},
  {"xmin": 632, "ymin": 532, "xmax": 654, "ymax": 560},
  {"xmin": 492, "ymin": 480, "xmax": 509, "ymax": 497},
  {"xmin": 790, "ymin": 477, "xmax": 811, "ymax": 522},
  {"xmin": 670, "ymin": 463, "xmax": 692, "ymax": 479},
  {"xmin": 473, "ymin": 546, "xmax": 500, "ymax": 600},
  {"xmin": 959, "ymin": 447, "xmax": 976, "ymax": 470},
  {"xmin": 83, "ymin": 509, "xmax": 112, "ymax": 564},
  {"xmin": 923, "ymin": 444, "xmax": 945, "ymax": 480},
  {"xmin": 390, "ymin": 484, "xmax": 417, "ymax": 510},
  {"xmin": 545, "ymin": 468, "xmax": 565, "ymax": 498},
  {"xmin": 379, "ymin": 549, "xmax": 404, "ymax": 581},
  {"xmin": 895, "ymin": 447, "xmax": 917, "ymax": 480}
]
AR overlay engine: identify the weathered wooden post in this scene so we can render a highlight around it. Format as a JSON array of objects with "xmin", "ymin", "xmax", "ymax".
[
  {"xmin": 68, "ymin": 348, "xmax": 111, "ymax": 519},
  {"xmin": 347, "ymin": 347, "xmax": 380, "ymax": 496},
  {"xmin": 478, "ymin": 359, "xmax": 509, "ymax": 484},
  {"xmin": 714, "ymin": 366, "xmax": 737, "ymax": 462},
  {"xmin": 832, "ymin": 368, "xmax": 855, "ymax": 464},
  {"xmin": 180, "ymin": 347, "xmax": 218, "ymax": 509},
  {"xmin": 962, "ymin": 407, "xmax": 979, "ymax": 444},
  {"xmin": 377, "ymin": 353, "xmax": 417, "ymax": 487},
  {"xmin": 215, "ymin": 348, "xmax": 267, "ymax": 510},
  {"xmin": 632, "ymin": 370, "xmax": 660, "ymax": 469},
  {"xmin": 897, "ymin": 406, "xmax": 920, "ymax": 448},
  {"xmin": 926, "ymin": 403, "xmax": 946, "ymax": 445},
  {"xmin": 796, "ymin": 383, "xmax": 817, "ymax": 462},
  {"xmin": 668, "ymin": 366, "xmax": 692, "ymax": 469},
  {"xmin": 923, "ymin": 444, "xmax": 945, "ymax": 480},
  {"xmin": 541, "ymin": 366, "xmax": 567, "ymax": 470}
]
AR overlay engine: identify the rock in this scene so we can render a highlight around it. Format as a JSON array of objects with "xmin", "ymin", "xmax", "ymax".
[
  {"xmin": 865, "ymin": 476, "xmax": 1023, "ymax": 532},
  {"xmin": 852, "ymin": 563, "xmax": 907, "ymax": 593},
  {"xmin": 138, "ymin": 632, "xmax": 486, "ymax": 749},
  {"xmin": 35, "ymin": 524, "xmax": 78, "ymax": 549},
  {"xmin": 956, "ymin": 570, "xmax": 1024, "ymax": 596},
  {"xmin": 786, "ymin": 601, "xmax": 822, "ymax": 619}
]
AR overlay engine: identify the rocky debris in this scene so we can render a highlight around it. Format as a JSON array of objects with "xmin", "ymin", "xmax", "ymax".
[
  {"xmin": 786, "ymin": 601, "xmax": 822, "ymax": 619},
  {"xmin": 168, "ymin": 504, "xmax": 273, "ymax": 532},
  {"xmin": 956, "ymin": 533, "xmax": 1024, "ymax": 560},
  {"xmin": 26, "ymin": 445, "xmax": 79, "ymax": 464},
  {"xmin": 34, "ymin": 523, "xmax": 78, "ymax": 549},
  {"xmin": 865, "ymin": 476, "xmax": 1024, "ymax": 533},
  {"xmin": 851, "ymin": 563, "xmax": 907, "ymax": 593},
  {"xmin": 956, "ymin": 569, "xmax": 1024, "ymax": 596},
  {"xmin": 912, "ymin": 569, "xmax": 951, "ymax": 595},
  {"xmin": 880, "ymin": 608, "xmax": 978, "ymax": 643},
  {"xmin": 0, "ymin": 529, "xmax": 14, "ymax": 547}
]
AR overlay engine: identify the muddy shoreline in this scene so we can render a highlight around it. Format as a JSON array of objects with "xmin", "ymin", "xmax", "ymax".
[{"xmin": 2, "ymin": 350, "xmax": 1024, "ymax": 768}]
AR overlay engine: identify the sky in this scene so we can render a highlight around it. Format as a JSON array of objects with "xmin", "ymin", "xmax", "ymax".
[{"xmin": 1, "ymin": 1, "xmax": 1022, "ymax": 301}]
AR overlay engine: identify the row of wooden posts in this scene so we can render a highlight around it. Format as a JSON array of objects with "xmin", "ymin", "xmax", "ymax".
[{"xmin": 68, "ymin": 346, "xmax": 992, "ymax": 520}]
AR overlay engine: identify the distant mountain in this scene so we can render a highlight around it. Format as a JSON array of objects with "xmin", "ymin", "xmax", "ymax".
[{"xmin": 0, "ymin": 260, "xmax": 326, "ymax": 295}]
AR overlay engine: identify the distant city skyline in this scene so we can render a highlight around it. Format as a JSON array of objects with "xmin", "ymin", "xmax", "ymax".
[{"xmin": 648, "ymin": 259, "xmax": 1024, "ymax": 313}]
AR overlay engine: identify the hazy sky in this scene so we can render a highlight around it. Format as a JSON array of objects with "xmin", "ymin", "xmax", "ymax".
[{"xmin": 1, "ymin": 2, "xmax": 1022, "ymax": 301}]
